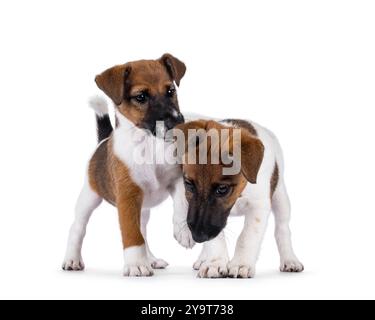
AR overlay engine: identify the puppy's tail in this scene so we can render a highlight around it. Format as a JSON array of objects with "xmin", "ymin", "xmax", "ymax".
[{"xmin": 89, "ymin": 96, "xmax": 113, "ymax": 143}]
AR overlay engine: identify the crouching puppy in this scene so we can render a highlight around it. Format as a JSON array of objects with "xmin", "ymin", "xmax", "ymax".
[
  {"xmin": 172, "ymin": 119, "xmax": 303, "ymax": 278},
  {"xmin": 62, "ymin": 54, "xmax": 186, "ymax": 276}
]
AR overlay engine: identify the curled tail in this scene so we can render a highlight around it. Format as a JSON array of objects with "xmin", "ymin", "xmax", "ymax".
[{"xmin": 89, "ymin": 96, "xmax": 113, "ymax": 143}]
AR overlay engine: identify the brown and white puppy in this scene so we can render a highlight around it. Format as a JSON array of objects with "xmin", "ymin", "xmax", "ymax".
[
  {"xmin": 172, "ymin": 119, "xmax": 304, "ymax": 278},
  {"xmin": 62, "ymin": 54, "xmax": 186, "ymax": 277}
]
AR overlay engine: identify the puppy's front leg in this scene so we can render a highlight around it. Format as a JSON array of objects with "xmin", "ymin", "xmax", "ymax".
[
  {"xmin": 193, "ymin": 232, "xmax": 229, "ymax": 278},
  {"xmin": 169, "ymin": 178, "xmax": 195, "ymax": 249},
  {"xmin": 228, "ymin": 198, "xmax": 271, "ymax": 278},
  {"xmin": 117, "ymin": 186, "xmax": 153, "ymax": 277}
]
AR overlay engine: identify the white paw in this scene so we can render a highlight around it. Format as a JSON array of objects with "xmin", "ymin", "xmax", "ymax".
[
  {"xmin": 280, "ymin": 259, "xmax": 304, "ymax": 273},
  {"xmin": 123, "ymin": 245, "xmax": 154, "ymax": 277},
  {"xmin": 150, "ymin": 258, "xmax": 169, "ymax": 269},
  {"xmin": 227, "ymin": 260, "xmax": 256, "ymax": 278},
  {"xmin": 193, "ymin": 259, "xmax": 204, "ymax": 270},
  {"xmin": 123, "ymin": 263, "xmax": 154, "ymax": 277},
  {"xmin": 174, "ymin": 224, "xmax": 195, "ymax": 249},
  {"xmin": 62, "ymin": 255, "xmax": 85, "ymax": 271},
  {"xmin": 196, "ymin": 259, "xmax": 229, "ymax": 278}
]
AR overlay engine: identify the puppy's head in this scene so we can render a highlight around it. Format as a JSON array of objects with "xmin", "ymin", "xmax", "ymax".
[
  {"xmin": 175, "ymin": 120, "xmax": 264, "ymax": 243},
  {"xmin": 95, "ymin": 54, "xmax": 186, "ymax": 134}
]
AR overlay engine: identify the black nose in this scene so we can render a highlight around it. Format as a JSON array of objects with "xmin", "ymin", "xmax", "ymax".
[
  {"xmin": 176, "ymin": 113, "xmax": 185, "ymax": 124},
  {"xmin": 165, "ymin": 113, "xmax": 185, "ymax": 130},
  {"xmin": 188, "ymin": 222, "xmax": 223, "ymax": 243},
  {"xmin": 191, "ymin": 231, "xmax": 210, "ymax": 243}
]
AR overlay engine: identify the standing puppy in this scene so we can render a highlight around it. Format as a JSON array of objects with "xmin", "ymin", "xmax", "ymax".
[
  {"xmin": 62, "ymin": 54, "xmax": 186, "ymax": 277},
  {"xmin": 172, "ymin": 119, "xmax": 303, "ymax": 278}
]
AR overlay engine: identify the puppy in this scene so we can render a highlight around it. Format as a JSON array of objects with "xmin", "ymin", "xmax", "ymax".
[
  {"xmin": 172, "ymin": 119, "xmax": 304, "ymax": 278},
  {"xmin": 62, "ymin": 54, "xmax": 186, "ymax": 276}
]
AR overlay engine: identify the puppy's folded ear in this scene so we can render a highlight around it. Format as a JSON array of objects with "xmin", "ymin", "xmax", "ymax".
[
  {"xmin": 160, "ymin": 53, "xmax": 186, "ymax": 86},
  {"xmin": 95, "ymin": 65, "xmax": 131, "ymax": 105},
  {"xmin": 240, "ymin": 131, "xmax": 265, "ymax": 184}
]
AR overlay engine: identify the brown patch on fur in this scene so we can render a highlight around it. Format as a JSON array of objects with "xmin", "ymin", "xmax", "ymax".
[
  {"xmin": 88, "ymin": 138, "xmax": 145, "ymax": 249},
  {"xmin": 224, "ymin": 119, "xmax": 258, "ymax": 136},
  {"xmin": 240, "ymin": 133, "xmax": 264, "ymax": 184},
  {"xmin": 113, "ymin": 154, "xmax": 145, "ymax": 248},
  {"xmin": 119, "ymin": 101, "xmax": 146, "ymax": 127},
  {"xmin": 88, "ymin": 139, "xmax": 116, "ymax": 204},
  {"xmin": 255, "ymin": 217, "xmax": 261, "ymax": 223},
  {"xmin": 270, "ymin": 162, "xmax": 279, "ymax": 198}
]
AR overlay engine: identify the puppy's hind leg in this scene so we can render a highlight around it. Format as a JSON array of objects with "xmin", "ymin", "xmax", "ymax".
[
  {"xmin": 272, "ymin": 180, "xmax": 304, "ymax": 272},
  {"xmin": 141, "ymin": 210, "xmax": 168, "ymax": 269},
  {"xmin": 62, "ymin": 178, "xmax": 102, "ymax": 271}
]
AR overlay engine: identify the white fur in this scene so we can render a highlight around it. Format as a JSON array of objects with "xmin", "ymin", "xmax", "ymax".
[
  {"xmin": 114, "ymin": 111, "xmax": 181, "ymax": 209},
  {"xmin": 193, "ymin": 232, "xmax": 229, "ymax": 278},
  {"xmin": 230, "ymin": 121, "xmax": 303, "ymax": 275},
  {"xmin": 89, "ymin": 95, "xmax": 108, "ymax": 117},
  {"xmin": 172, "ymin": 118, "xmax": 303, "ymax": 277},
  {"xmin": 123, "ymin": 245, "xmax": 153, "ymax": 277},
  {"xmin": 62, "ymin": 177, "xmax": 102, "ymax": 271},
  {"xmin": 272, "ymin": 181, "xmax": 304, "ymax": 272},
  {"xmin": 170, "ymin": 178, "xmax": 195, "ymax": 249},
  {"xmin": 228, "ymin": 198, "xmax": 271, "ymax": 278}
]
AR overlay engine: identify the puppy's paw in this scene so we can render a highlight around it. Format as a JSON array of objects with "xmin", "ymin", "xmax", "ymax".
[
  {"xmin": 280, "ymin": 259, "xmax": 304, "ymax": 273},
  {"xmin": 193, "ymin": 259, "xmax": 204, "ymax": 270},
  {"xmin": 150, "ymin": 258, "xmax": 169, "ymax": 269},
  {"xmin": 174, "ymin": 224, "xmax": 195, "ymax": 249},
  {"xmin": 227, "ymin": 260, "xmax": 256, "ymax": 278},
  {"xmin": 123, "ymin": 263, "xmax": 154, "ymax": 277},
  {"xmin": 62, "ymin": 256, "xmax": 85, "ymax": 271},
  {"xmin": 197, "ymin": 259, "xmax": 229, "ymax": 278}
]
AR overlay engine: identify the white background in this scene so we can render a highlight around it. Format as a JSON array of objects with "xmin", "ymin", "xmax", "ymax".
[{"xmin": 0, "ymin": 0, "xmax": 374, "ymax": 300}]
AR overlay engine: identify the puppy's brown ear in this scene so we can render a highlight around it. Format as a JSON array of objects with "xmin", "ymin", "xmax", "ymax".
[
  {"xmin": 240, "ymin": 131, "xmax": 264, "ymax": 184},
  {"xmin": 160, "ymin": 53, "xmax": 186, "ymax": 86},
  {"xmin": 95, "ymin": 65, "xmax": 131, "ymax": 105}
]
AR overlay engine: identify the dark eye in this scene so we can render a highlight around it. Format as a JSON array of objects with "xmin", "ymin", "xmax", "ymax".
[
  {"xmin": 184, "ymin": 178, "xmax": 195, "ymax": 192},
  {"xmin": 166, "ymin": 87, "xmax": 175, "ymax": 97},
  {"xmin": 215, "ymin": 185, "xmax": 231, "ymax": 197},
  {"xmin": 134, "ymin": 93, "xmax": 147, "ymax": 103}
]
